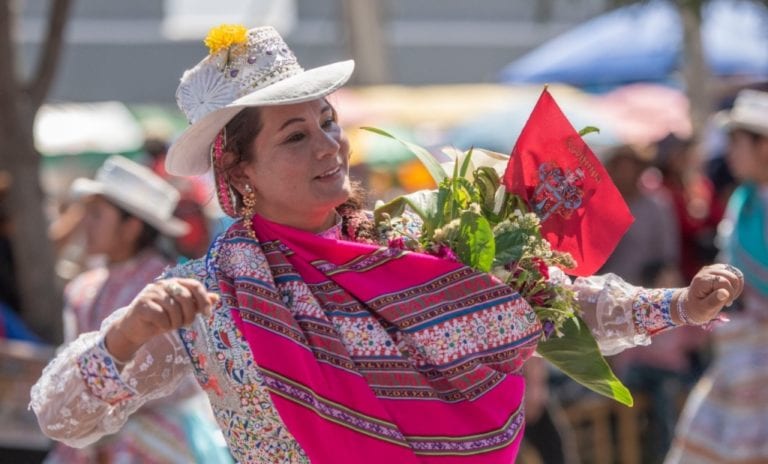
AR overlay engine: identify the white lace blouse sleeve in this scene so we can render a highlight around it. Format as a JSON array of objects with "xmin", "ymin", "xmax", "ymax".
[
  {"xmin": 29, "ymin": 308, "xmax": 195, "ymax": 448},
  {"xmin": 28, "ymin": 257, "xmax": 211, "ymax": 449},
  {"xmin": 549, "ymin": 268, "xmax": 678, "ymax": 356}
]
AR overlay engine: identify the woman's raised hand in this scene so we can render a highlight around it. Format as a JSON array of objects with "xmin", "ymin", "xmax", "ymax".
[
  {"xmin": 675, "ymin": 264, "xmax": 744, "ymax": 326},
  {"xmin": 105, "ymin": 278, "xmax": 219, "ymax": 363}
]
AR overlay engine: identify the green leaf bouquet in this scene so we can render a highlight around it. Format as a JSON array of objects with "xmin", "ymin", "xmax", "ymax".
[{"xmin": 366, "ymin": 128, "xmax": 633, "ymax": 407}]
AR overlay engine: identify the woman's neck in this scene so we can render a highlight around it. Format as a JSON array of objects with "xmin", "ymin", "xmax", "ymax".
[
  {"xmin": 256, "ymin": 208, "xmax": 338, "ymax": 233},
  {"xmin": 106, "ymin": 245, "xmax": 148, "ymax": 266}
]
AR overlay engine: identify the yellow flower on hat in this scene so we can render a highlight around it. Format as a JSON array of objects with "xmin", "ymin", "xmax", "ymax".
[{"xmin": 204, "ymin": 24, "xmax": 248, "ymax": 55}]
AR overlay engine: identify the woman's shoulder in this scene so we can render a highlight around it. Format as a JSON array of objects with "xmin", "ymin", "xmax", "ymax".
[
  {"xmin": 166, "ymin": 220, "xmax": 266, "ymax": 282},
  {"xmin": 163, "ymin": 256, "xmax": 207, "ymax": 281}
]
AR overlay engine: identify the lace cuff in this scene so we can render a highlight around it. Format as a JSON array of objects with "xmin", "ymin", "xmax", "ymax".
[
  {"xmin": 631, "ymin": 287, "xmax": 677, "ymax": 336},
  {"xmin": 570, "ymin": 273, "xmax": 677, "ymax": 356},
  {"xmin": 76, "ymin": 337, "xmax": 137, "ymax": 405}
]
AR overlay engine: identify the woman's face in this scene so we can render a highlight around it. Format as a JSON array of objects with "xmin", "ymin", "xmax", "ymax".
[
  {"xmin": 606, "ymin": 155, "xmax": 642, "ymax": 198},
  {"xmin": 239, "ymin": 99, "xmax": 351, "ymax": 230},
  {"xmin": 82, "ymin": 196, "xmax": 139, "ymax": 261},
  {"xmin": 727, "ymin": 130, "xmax": 762, "ymax": 181}
]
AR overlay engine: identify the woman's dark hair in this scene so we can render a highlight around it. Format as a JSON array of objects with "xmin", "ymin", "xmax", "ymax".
[
  {"xmin": 218, "ymin": 107, "xmax": 263, "ymax": 213},
  {"xmin": 219, "ymin": 101, "xmax": 364, "ymax": 214},
  {"xmin": 116, "ymin": 207, "xmax": 161, "ymax": 253},
  {"xmin": 223, "ymin": 107, "xmax": 264, "ymax": 167},
  {"xmin": 654, "ymin": 133, "xmax": 694, "ymax": 173}
]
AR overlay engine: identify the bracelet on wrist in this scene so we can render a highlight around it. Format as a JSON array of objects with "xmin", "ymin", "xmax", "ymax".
[{"xmin": 676, "ymin": 289, "xmax": 707, "ymax": 326}]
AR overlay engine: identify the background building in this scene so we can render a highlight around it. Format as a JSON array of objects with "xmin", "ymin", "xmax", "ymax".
[{"xmin": 18, "ymin": 0, "xmax": 612, "ymax": 103}]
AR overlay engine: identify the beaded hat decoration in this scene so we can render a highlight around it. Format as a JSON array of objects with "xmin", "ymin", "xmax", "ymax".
[{"xmin": 166, "ymin": 24, "xmax": 355, "ymax": 176}]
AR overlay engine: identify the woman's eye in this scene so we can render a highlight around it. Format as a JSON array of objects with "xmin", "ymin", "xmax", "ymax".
[
  {"xmin": 285, "ymin": 132, "xmax": 305, "ymax": 143},
  {"xmin": 322, "ymin": 118, "xmax": 335, "ymax": 129}
]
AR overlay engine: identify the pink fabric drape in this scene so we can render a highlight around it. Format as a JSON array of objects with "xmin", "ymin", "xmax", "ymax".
[{"xmin": 214, "ymin": 216, "xmax": 541, "ymax": 463}]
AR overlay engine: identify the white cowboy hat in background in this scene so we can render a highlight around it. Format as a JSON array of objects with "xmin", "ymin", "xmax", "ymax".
[
  {"xmin": 71, "ymin": 155, "xmax": 190, "ymax": 237},
  {"xmin": 166, "ymin": 25, "xmax": 355, "ymax": 176},
  {"xmin": 717, "ymin": 89, "xmax": 768, "ymax": 137}
]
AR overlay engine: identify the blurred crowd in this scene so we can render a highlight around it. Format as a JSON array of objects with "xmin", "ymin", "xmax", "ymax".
[{"xmin": 519, "ymin": 86, "xmax": 768, "ymax": 464}]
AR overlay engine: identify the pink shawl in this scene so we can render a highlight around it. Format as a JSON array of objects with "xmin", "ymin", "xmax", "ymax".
[{"xmin": 213, "ymin": 215, "xmax": 541, "ymax": 463}]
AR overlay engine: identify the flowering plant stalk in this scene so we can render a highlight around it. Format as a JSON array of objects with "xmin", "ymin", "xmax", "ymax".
[{"xmin": 365, "ymin": 128, "xmax": 633, "ymax": 406}]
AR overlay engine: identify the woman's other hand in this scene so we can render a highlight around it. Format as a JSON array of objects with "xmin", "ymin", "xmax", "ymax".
[
  {"xmin": 105, "ymin": 278, "xmax": 219, "ymax": 362},
  {"xmin": 674, "ymin": 264, "xmax": 744, "ymax": 326}
]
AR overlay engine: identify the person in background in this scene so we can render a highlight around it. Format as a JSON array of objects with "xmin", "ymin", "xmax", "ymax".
[
  {"xmin": 653, "ymin": 134, "xmax": 725, "ymax": 281},
  {"xmin": 665, "ymin": 89, "xmax": 768, "ymax": 464},
  {"xmin": 612, "ymin": 260, "xmax": 706, "ymax": 463},
  {"xmin": 0, "ymin": 300, "xmax": 42, "ymax": 342},
  {"xmin": 0, "ymin": 170, "xmax": 41, "ymax": 341},
  {"xmin": 598, "ymin": 144, "xmax": 702, "ymax": 461},
  {"xmin": 144, "ymin": 137, "xmax": 213, "ymax": 259},
  {"xmin": 0, "ymin": 171, "xmax": 20, "ymax": 315},
  {"xmin": 599, "ymin": 144, "xmax": 680, "ymax": 284},
  {"xmin": 43, "ymin": 156, "xmax": 231, "ymax": 464},
  {"xmin": 519, "ymin": 356, "xmax": 580, "ymax": 464}
]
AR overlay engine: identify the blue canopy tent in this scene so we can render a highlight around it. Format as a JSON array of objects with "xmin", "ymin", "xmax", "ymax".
[{"xmin": 498, "ymin": 0, "xmax": 768, "ymax": 89}]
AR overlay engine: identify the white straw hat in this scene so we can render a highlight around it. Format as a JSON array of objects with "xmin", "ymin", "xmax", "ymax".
[
  {"xmin": 166, "ymin": 25, "xmax": 355, "ymax": 176},
  {"xmin": 717, "ymin": 89, "xmax": 768, "ymax": 137},
  {"xmin": 71, "ymin": 155, "xmax": 190, "ymax": 237}
]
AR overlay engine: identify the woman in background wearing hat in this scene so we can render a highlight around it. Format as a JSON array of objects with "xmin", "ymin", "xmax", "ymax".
[
  {"xmin": 42, "ymin": 156, "xmax": 232, "ymax": 464},
  {"xmin": 665, "ymin": 90, "xmax": 768, "ymax": 464},
  {"xmin": 32, "ymin": 26, "xmax": 743, "ymax": 464}
]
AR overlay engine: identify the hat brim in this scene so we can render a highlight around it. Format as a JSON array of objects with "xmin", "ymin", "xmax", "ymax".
[
  {"xmin": 715, "ymin": 110, "xmax": 768, "ymax": 137},
  {"xmin": 166, "ymin": 60, "xmax": 355, "ymax": 176},
  {"xmin": 71, "ymin": 178, "xmax": 190, "ymax": 237}
]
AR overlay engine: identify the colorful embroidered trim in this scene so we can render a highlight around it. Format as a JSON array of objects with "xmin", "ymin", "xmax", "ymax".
[
  {"xmin": 260, "ymin": 367, "xmax": 526, "ymax": 456},
  {"xmin": 632, "ymin": 287, "xmax": 676, "ymax": 336},
  {"xmin": 76, "ymin": 338, "xmax": 137, "ymax": 405}
]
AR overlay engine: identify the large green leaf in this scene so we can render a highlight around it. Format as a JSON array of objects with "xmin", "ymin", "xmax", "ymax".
[
  {"xmin": 435, "ymin": 184, "xmax": 451, "ymax": 230},
  {"xmin": 451, "ymin": 178, "xmax": 476, "ymax": 215},
  {"xmin": 492, "ymin": 227, "xmax": 526, "ymax": 266},
  {"xmin": 374, "ymin": 190, "xmax": 439, "ymax": 225},
  {"xmin": 361, "ymin": 127, "xmax": 447, "ymax": 184},
  {"xmin": 457, "ymin": 210, "xmax": 495, "ymax": 272},
  {"xmin": 459, "ymin": 147, "xmax": 474, "ymax": 178},
  {"xmin": 536, "ymin": 316, "xmax": 634, "ymax": 407}
]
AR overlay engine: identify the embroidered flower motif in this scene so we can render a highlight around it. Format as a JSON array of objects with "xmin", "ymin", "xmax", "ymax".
[
  {"xmin": 204, "ymin": 24, "xmax": 248, "ymax": 55},
  {"xmin": 280, "ymin": 289, "xmax": 294, "ymax": 309},
  {"xmin": 176, "ymin": 65, "xmax": 239, "ymax": 124}
]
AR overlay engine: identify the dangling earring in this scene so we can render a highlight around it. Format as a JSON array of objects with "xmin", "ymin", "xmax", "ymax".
[{"xmin": 241, "ymin": 184, "xmax": 257, "ymax": 240}]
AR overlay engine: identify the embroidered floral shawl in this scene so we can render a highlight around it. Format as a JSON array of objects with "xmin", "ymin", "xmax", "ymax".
[{"xmin": 208, "ymin": 215, "xmax": 541, "ymax": 463}]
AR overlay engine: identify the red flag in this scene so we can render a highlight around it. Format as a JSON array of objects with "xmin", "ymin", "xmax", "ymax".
[{"xmin": 503, "ymin": 88, "xmax": 633, "ymax": 276}]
